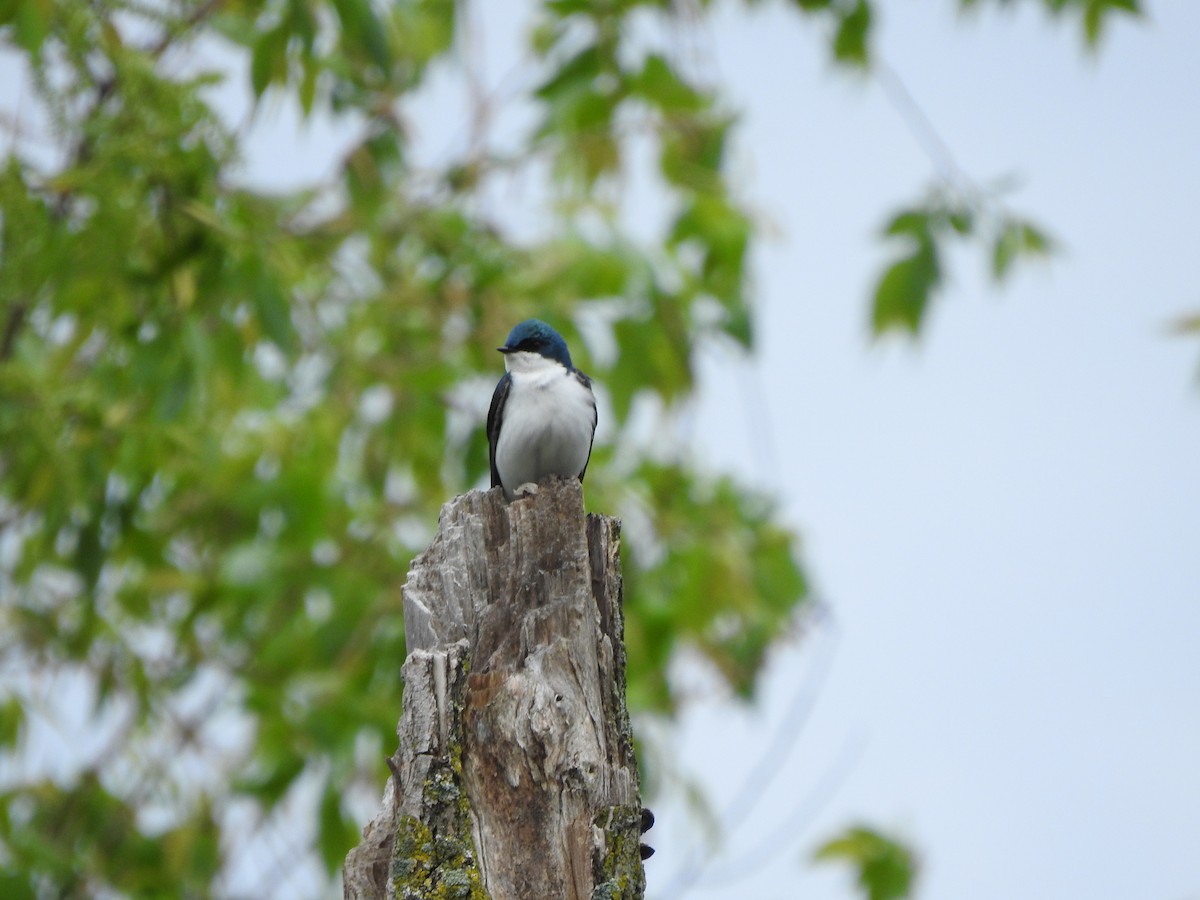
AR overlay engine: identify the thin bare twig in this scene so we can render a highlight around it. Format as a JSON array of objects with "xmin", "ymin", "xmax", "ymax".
[{"xmin": 874, "ymin": 58, "xmax": 976, "ymax": 191}]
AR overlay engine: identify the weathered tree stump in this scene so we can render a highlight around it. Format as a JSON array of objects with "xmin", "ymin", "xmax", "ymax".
[{"xmin": 343, "ymin": 478, "xmax": 645, "ymax": 899}]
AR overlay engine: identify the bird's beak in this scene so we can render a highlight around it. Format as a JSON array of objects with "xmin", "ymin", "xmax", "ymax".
[{"xmin": 497, "ymin": 346, "xmax": 513, "ymax": 354}]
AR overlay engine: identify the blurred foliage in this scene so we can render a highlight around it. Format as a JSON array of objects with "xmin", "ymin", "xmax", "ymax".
[
  {"xmin": 815, "ymin": 825, "xmax": 919, "ymax": 900},
  {"xmin": 0, "ymin": 0, "xmax": 1137, "ymax": 893},
  {"xmin": 872, "ymin": 194, "xmax": 1055, "ymax": 336},
  {"xmin": 958, "ymin": 0, "xmax": 1141, "ymax": 49},
  {"xmin": 1170, "ymin": 311, "xmax": 1200, "ymax": 378}
]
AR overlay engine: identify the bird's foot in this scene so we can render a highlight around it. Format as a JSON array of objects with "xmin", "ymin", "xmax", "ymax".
[{"xmin": 514, "ymin": 481, "xmax": 540, "ymax": 498}]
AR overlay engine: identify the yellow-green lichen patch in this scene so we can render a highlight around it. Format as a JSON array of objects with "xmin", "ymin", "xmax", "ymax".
[
  {"xmin": 391, "ymin": 808, "xmax": 487, "ymax": 900},
  {"xmin": 591, "ymin": 805, "xmax": 646, "ymax": 899},
  {"xmin": 391, "ymin": 649, "xmax": 487, "ymax": 900}
]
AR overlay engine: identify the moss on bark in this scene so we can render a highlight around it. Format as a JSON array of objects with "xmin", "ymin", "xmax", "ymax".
[{"xmin": 591, "ymin": 805, "xmax": 646, "ymax": 900}]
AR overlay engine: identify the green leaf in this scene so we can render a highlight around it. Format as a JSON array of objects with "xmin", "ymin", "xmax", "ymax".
[
  {"xmin": 401, "ymin": 0, "xmax": 457, "ymax": 67},
  {"xmin": 947, "ymin": 209, "xmax": 973, "ymax": 235},
  {"xmin": 250, "ymin": 27, "xmax": 288, "ymax": 98},
  {"xmin": 546, "ymin": 0, "xmax": 595, "ymax": 15},
  {"xmin": 0, "ymin": 696, "xmax": 24, "ymax": 748},
  {"xmin": 660, "ymin": 113, "xmax": 731, "ymax": 192},
  {"xmin": 1, "ymin": 0, "xmax": 51, "ymax": 58},
  {"xmin": 723, "ymin": 302, "xmax": 754, "ymax": 348},
  {"xmin": 318, "ymin": 776, "xmax": 359, "ymax": 872},
  {"xmin": 871, "ymin": 238, "xmax": 940, "ymax": 336},
  {"xmin": 1083, "ymin": 0, "xmax": 1142, "ymax": 48},
  {"xmin": 0, "ymin": 871, "xmax": 36, "ymax": 900},
  {"xmin": 535, "ymin": 45, "xmax": 603, "ymax": 103},
  {"xmin": 251, "ymin": 269, "xmax": 296, "ymax": 353},
  {"xmin": 162, "ymin": 806, "xmax": 220, "ymax": 885},
  {"xmin": 299, "ymin": 58, "xmax": 318, "ymax": 116},
  {"xmin": 1169, "ymin": 312, "xmax": 1200, "ymax": 335},
  {"xmin": 669, "ymin": 192, "xmax": 751, "ymax": 311},
  {"xmin": 814, "ymin": 825, "xmax": 918, "ymax": 900},
  {"xmin": 882, "ymin": 210, "xmax": 931, "ymax": 239},
  {"xmin": 333, "ymin": 0, "xmax": 392, "ymax": 72},
  {"xmin": 833, "ymin": 0, "xmax": 873, "ymax": 68},
  {"xmin": 1083, "ymin": 1, "xmax": 1103, "ymax": 45},
  {"xmin": 630, "ymin": 54, "xmax": 706, "ymax": 113},
  {"xmin": 991, "ymin": 218, "xmax": 1054, "ymax": 282},
  {"xmin": 610, "ymin": 313, "xmax": 692, "ymax": 420}
]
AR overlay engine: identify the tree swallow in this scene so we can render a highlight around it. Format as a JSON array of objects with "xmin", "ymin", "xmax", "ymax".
[{"xmin": 487, "ymin": 319, "xmax": 597, "ymax": 499}]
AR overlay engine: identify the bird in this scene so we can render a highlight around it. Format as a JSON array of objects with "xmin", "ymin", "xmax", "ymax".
[{"xmin": 486, "ymin": 319, "xmax": 597, "ymax": 500}]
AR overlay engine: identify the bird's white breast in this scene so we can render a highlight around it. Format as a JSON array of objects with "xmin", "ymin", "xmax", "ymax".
[{"xmin": 495, "ymin": 359, "xmax": 595, "ymax": 496}]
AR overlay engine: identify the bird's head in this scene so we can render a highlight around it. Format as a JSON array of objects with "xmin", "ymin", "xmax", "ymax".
[{"xmin": 499, "ymin": 319, "xmax": 574, "ymax": 370}]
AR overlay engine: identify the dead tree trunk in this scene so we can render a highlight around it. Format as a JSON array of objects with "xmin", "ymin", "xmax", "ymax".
[{"xmin": 343, "ymin": 478, "xmax": 646, "ymax": 899}]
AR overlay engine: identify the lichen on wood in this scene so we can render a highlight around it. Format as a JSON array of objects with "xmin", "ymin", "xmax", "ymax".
[
  {"xmin": 591, "ymin": 805, "xmax": 648, "ymax": 899},
  {"xmin": 344, "ymin": 478, "xmax": 646, "ymax": 900}
]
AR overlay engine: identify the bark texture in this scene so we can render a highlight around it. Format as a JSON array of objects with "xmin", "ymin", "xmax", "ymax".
[{"xmin": 343, "ymin": 478, "xmax": 645, "ymax": 900}]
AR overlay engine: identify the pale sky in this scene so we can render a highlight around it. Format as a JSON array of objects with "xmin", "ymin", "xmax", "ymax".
[
  {"xmin": 4, "ymin": 2, "xmax": 1198, "ymax": 899},
  {"xmin": 668, "ymin": 3, "xmax": 1200, "ymax": 899}
]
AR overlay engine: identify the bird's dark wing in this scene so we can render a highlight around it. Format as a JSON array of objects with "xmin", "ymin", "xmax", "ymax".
[
  {"xmin": 486, "ymin": 372, "xmax": 511, "ymax": 489},
  {"xmin": 574, "ymin": 369, "xmax": 598, "ymax": 482}
]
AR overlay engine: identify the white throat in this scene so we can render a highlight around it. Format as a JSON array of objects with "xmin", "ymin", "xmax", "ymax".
[{"xmin": 504, "ymin": 350, "xmax": 562, "ymax": 375}]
